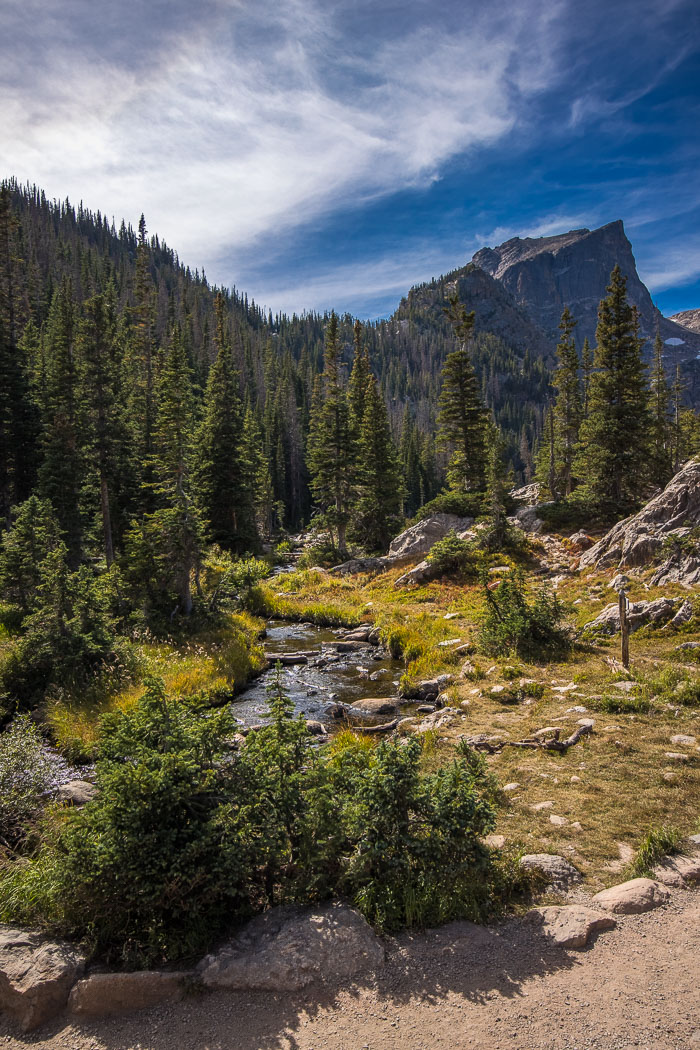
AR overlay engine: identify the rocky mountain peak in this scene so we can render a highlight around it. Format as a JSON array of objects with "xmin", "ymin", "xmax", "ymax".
[
  {"xmin": 470, "ymin": 220, "xmax": 700, "ymax": 364},
  {"xmin": 671, "ymin": 309, "xmax": 700, "ymax": 335}
]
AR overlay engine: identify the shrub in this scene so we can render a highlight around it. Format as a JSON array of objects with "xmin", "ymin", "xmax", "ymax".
[
  {"xmin": 478, "ymin": 569, "xmax": 571, "ymax": 660},
  {"xmin": 426, "ymin": 532, "xmax": 478, "ymax": 577},
  {"xmin": 414, "ymin": 490, "xmax": 485, "ymax": 522},
  {"xmin": 0, "ymin": 716, "xmax": 56, "ymax": 848},
  {"xmin": 0, "ymin": 549, "xmax": 125, "ymax": 710},
  {"xmin": 590, "ymin": 693, "xmax": 652, "ymax": 714},
  {"xmin": 0, "ymin": 676, "xmax": 508, "ymax": 962}
]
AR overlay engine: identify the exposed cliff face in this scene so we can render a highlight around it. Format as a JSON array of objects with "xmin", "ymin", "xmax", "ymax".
[
  {"xmin": 671, "ymin": 309, "xmax": 700, "ymax": 335},
  {"xmin": 471, "ymin": 221, "xmax": 700, "ymax": 361}
]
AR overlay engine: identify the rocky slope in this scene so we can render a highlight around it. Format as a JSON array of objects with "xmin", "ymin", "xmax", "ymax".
[
  {"xmin": 671, "ymin": 308, "xmax": 700, "ymax": 335},
  {"xmin": 471, "ymin": 220, "xmax": 700, "ymax": 360},
  {"xmin": 578, "ymin": 458, "xmax": 700, "ymax": 583}
]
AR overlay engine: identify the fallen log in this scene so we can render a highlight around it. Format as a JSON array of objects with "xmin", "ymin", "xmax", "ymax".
[
  {"xmin": 463, "ymin": 723, "xmax": 593, "ymax": 754},
  {"xmin": 351, "ymin": 719, "xmax": 399, "ymax": 734}
]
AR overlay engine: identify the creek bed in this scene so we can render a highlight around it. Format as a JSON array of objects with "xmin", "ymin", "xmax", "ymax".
[{"xmin": 231, "ymin": 619, "xmax": 402, "ymax": 728}]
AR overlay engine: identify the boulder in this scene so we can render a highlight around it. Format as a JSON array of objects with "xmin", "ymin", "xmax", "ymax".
[
  {"xmin": 583, "ymin": 597, "xmax": 679, "ymax": 635},
  {"xmin": 329, "ymin": 557, "xmax": 389, "ymax": 576},
  {"xmin": 651, "ymin": 554, "xmax": 700, "ymax": 588},
  {"xmin": 670, "ymin": 734, "xmax": 696, "ymax": 747},
  {"xmin": 579, "ymin": 460, "xmax": 700, "ymax": 574},
  {"xmin": 400, "ymin": 674, "xmax": 453, "ymax": 701},
  {"xmin": 569, "ymin": 530, "xmax": 593, "ymax": 552},
  {"xmin": 525, "ymin": 906, "xmax": 616, "ymax": 949},
  {"xmin": 513, "ymin": 506, "xmax": 544, "ymax": 534},
  {"xmin": 667, "ymin": 599, "xmax": 694, "ymax": 627},
  {"xmin": 68, "ymin": 971, "xmax": 190, "ymax": 1018},
  {"xmin": 305, "ymin": 720, "xmax": 328, "ymax": 736},
  {"xmin": 591, "ymin": 877, "xmax": 670, "ymax": 914},
  {"xmin": 350, "ymin": 698, "xmax": 397, "ymax": 716},
  {"xmin": 387, "ymin": 514, "xmax": 474, "ymax": 565},
  {"xmin": 511, "ymin": 482, "xmax": 541, "ymax": 503},
  {"xmin": 394, "ymin": 559, "xmax": 440, "ymax": 587},
  {"xmin": 197, "ymin": 903, "xmax": 384, "ymax": 992},
  {"xmin": 519, "ymin": 854, "xmax": 581, "ymax": 886},
  {"xmin": 57, "ymin": 780, "xmax": 98, "ymax": 806},
  {"xmin": 653, "ymin": 854, "xmax": 700, "ymax": 889},
  {"xmin": 0, "ymin": 926, "xmax": 85, "ymax": 1031}
]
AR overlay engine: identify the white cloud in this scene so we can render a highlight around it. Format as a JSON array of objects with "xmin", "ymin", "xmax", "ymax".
[{"xmin": 0, "ymin": 0, "xmax": 566, "ymax": 271}]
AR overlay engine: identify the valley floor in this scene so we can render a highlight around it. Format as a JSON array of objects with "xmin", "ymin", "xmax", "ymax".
[{"xmin": 5, "ymin": 884, "xmax": 699, "ymax": 1050}]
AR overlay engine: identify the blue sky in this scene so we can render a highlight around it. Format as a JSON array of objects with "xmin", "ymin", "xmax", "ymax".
[{"xmin": 2, "ymin": 0, "xmax": 699, "ymax": 319}]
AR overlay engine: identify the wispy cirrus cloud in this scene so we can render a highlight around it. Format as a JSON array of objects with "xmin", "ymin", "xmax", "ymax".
[{"xmin": 1, "ymin": 0, "xmax": 566, "ymax": 267}]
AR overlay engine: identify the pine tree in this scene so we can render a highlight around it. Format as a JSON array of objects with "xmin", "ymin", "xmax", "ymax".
[
  {"xmin": 0, "ymin": 187, "xmax": 37, "ymax": 528},
  {"xmin": 354, "ymin": 377, "xmax": 403, "ymax": 551},
  {"xmin": 575, "ymin": 266, "xmax": 650, "ymax": 511},
  {"xmin": 307, "ymin": 313, "xmax": 352, "ymax": 553},
  {"xmin": 38, "ymin": 280, "xmax": 84, "ymax": 566},
  {"xmin": 77, "ymin": 289, "xmax": 128, "ymax": 565},
  {"xmin": 551, "ymin": 307, "xmax": 582, "ymax": 497},
  {"xmin": 437, "ymin": 294, "xmax": 487, "ymax": 492},
  {"xmin": 483, "ymin": 425, "xmax": 509, "ymax": 551},
  {"xmin": 581, "ymin": 337, "xmax": 593, "ymax": 418},
  {"xmin": 130, "ymin": 327, "xmax": 204, "ymax": 616},
  {"xmin": 648, "ymin": 330, "xmax": 672, "ymax": 487},
  {"xmin": 195, "ymin": 294, "xmax": 256, "ymax": 553},
  {"xmin": 347, "ymin": 319, "xmax": 371, "ymax": 444}
]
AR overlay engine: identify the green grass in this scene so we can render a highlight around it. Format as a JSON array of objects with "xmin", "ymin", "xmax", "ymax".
[{"xmin": 628, "ymin": 825, "xmax": 683, "ymax": 877}]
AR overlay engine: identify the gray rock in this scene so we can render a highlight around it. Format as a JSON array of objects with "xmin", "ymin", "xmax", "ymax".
[
  {"xmin": 519, "ymin": 854, "xmax": 581, "ymax": 885},
  {"xmin": 525, "ymin": 906, "xmax": 616, "ymax": 949},
  {"xmin": 197, "ymin": 903, "xmax": 384, "ymax": 991},
  {"xmin": 350, "ymin": 698, "xmax": 397, "ymax": 716},
  {"xmin": 670, "ymin": 734, "xmax": 696, "ymax": 747},
  {"xmin": 667, "ymin": 599, "xmax": 694, "ymax": 627},
  {"xmin": 583, "ymin": 597, "xmax": 679, "ymax": 635},
  {"xmin": 580, "ymin": 460, "xmax": 700, "ymax": 577},
  {"xmin": 591, "ymin": 877, "xmax": 670, "ymax": 914},
  {"xmin": 329, "ymin": 557, "xmax": 389, "ymax": 576},
  {"xmin": 0, "ymin": 926, "xmax": 85, "ymax": 1031},
  {"xmin": 513, "ymin": 506, "xmax": 544, "ymax": 534},
  {"xmin": 387, "ymin": 514, "xmax": 474, "ymax": 565},
  {"xmin": 57, "ymin": 780, "xmax": 98, "ymax": 806},
  {"xmin": 68, "ymin": 971, "xmax": 190, "ymax": 1018},
  {"xmin": 569, "ymin": 530, "xmax": 593, "ymax": 551},
  {"xmin": 305, "ymin": 720, "xmax": 328, "ymax": 736},
  {"xmin": 653, "ymin": 854, "xmax": 700, "ymax": 888},
  {"xmin": 400, "ymin": 674, "xmax": 453, "ymax": 701}
]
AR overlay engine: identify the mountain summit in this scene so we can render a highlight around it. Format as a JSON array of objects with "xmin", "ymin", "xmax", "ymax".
[{"xmin": 471, "ymin": 220, "xmax": 699, "ymax": 358}]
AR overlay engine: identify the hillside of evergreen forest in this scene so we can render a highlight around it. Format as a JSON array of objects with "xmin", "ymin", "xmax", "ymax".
[{"xmin": 2, "ymin": 176, "xmax": 700, "ymax": 980}]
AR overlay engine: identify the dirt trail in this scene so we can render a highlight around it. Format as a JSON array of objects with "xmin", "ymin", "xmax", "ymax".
[{"xmin": 4, "ymin": 887, "xmax": 699, "ymax": 1050}]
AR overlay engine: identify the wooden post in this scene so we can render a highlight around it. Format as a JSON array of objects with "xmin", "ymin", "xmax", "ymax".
[{"xmin": 619, "ymin": 588, "xmax": 630, "ymax": 670}]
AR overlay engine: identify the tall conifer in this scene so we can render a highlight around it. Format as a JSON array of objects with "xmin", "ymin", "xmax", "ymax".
[
  {"xmin": 575, "ymin": 266, "xmax": 650, "ymax": 511},
  {"xmin": 437, "ymin": 294, "xmax": 487, "ymax": 492}
]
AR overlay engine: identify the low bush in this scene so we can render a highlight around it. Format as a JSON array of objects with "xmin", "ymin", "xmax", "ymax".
[
  {"xmin": 0, "ymin": 674, "xmax": 507, "ymax": 964},
  {"xmin": 426, "ymin": 532, "xmax": 478, "ymax": 578},
  {"xmin": 478, "ymin": 569, "xmax": 571, "ymax": 660},
  {"xmin": 590, "ymin": 693, "xmax": 652, "ymax": 714}
]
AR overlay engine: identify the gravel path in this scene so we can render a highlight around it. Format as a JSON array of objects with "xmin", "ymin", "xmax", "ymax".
[{"xmin": 3, "ymin": 886, "xmax": 699, "ymax": 1050}]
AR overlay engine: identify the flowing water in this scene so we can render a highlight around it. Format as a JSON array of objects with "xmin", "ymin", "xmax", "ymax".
[{"xmin": 231, "ymin": 619, "xmax": 401, "ymax": 728}]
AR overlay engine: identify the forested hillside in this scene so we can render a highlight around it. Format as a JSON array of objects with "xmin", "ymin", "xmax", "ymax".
[{"xmin": 0, "ymin": 180, "xmax": 560, "ymax": 543}]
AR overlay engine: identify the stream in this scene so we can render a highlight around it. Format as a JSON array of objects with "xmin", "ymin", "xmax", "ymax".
[{"xmin": 230, "ymin": 619, "xmax": 402, "ymax": 728}]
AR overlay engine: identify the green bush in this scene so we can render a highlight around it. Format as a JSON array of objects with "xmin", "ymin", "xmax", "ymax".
[
  {"xmin": 0, "ymin": 548, "xmax": 127, "ymax": 711},
  {"xmin": 426, "ymin": 531, "xmax": 478, "ymax": 577},
  {"xmin": 0, "ymin": 673, "xmax": 505, "ymax": 963},
  {"xmin": 590, "ymin": 693, "xmax": 652, "ymax": 714},
  {"xmin": 478, "ymin": 569, "xmax": 571, "ymax": 660}
]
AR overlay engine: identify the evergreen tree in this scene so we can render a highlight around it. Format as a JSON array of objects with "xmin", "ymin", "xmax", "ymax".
[
  {"xmin": 483, "ymin": 425, "xmax": 509, "ymax": 551},
  {"xmin": 551, "ymin": 307, "xmax": 582, "ymax": 497},
  {"xmin": 77, "ymin": 289, "xmax": 130, "ymax": 565},
  {"xmin": 195, "ymin": 293, "xmax": 256, "ymax": 553},
  {"xmin": 0, "ymin": 188, "xmax": 37, "ymax": 528},
  {"xmin": 307, "ymin": 314, "xmax": 352, "ymax": 553},
  {"xmin": 353, "ymin": 377, "xmax": 404, "ymax": 552},
  {"xmin": 581, "ymin": 337, "xmax": 593, "ymax": 418},
  {"xmin": 347, "ymin": 319, "xmax": 371, "ymax": 445},
  {"xmin": 575, "ymin": 266, "xmax": 650, "ymax": 511},
  {"xmin": 38, "ymin": 280, "xmax": 83, "ymax": 566},
  {"xmin": 0, "ymin": 495, "xmax": 61, "ymax": 617},
  {"xmin": 648, "ymin": 330, "xmax": 672, "ymax": 487},
  {"xmin": 437, "ymin": 295, "xmax": 487, "ymax": 492}
]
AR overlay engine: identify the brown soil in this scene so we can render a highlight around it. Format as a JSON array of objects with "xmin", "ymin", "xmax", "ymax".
[{"xmin": 4, "ymin": 886, "xmax": 699, "ymax": 1050}]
